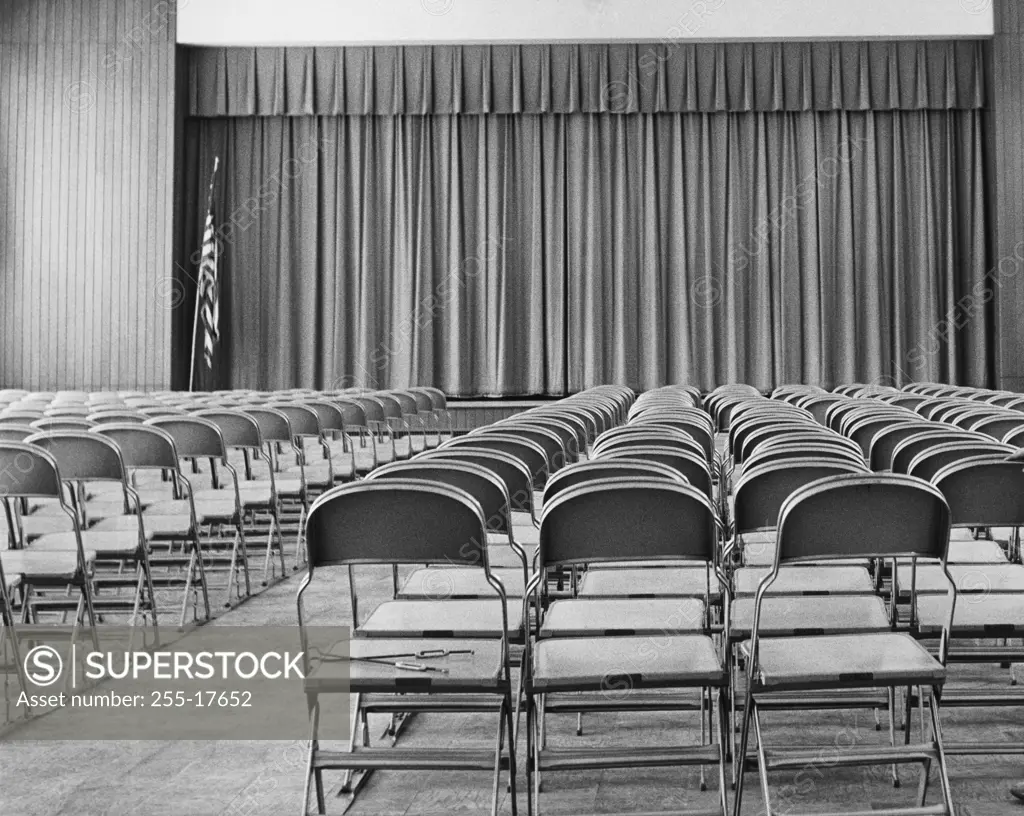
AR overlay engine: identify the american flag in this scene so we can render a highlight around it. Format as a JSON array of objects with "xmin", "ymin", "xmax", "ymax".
[{"xmin": 196, "ymin": 199, "xmax": 220, "ymax": 370}]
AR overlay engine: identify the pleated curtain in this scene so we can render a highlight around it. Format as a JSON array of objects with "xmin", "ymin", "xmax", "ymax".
[{"xmin": 176, "ymin": 43, "xmax": 991, "ymax": 395}]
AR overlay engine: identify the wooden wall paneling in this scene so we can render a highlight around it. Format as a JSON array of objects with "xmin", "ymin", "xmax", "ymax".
[{"xmin": 0, "ymin": 0, "xmax": 175, "ymax": 391}]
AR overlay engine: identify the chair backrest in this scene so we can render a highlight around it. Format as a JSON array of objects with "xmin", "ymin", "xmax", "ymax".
[
  {"xmin": 145, "ymin": 416, "xmax": 227, "ymax": 459},
  {"xmin": 539, "ymin": 480, "xmax": 717, "ymax": 567},
  {"xmin": 87, "ymin": 411, "xmax": 146, "ymax": 425},
  {"xmin": 742, "ymin": 443, "xmax": 865, "ymax": 472},
  {"xmin": 442, "ymin": 434, "xmax": 548, "ymax": 486},
  {"xmin": 417, "ymin": 386, "xmax": 448, "ymax": 411},
  {"xmin": 267, "ymin": 403, "xmax": 323, "ymax": 438},
  {"xmin": 0, "ymin": 425, "xmax": 35, "ymax": 441},
  {"xmin": 774, "ymin": 473, "xmax": 949, "ymax": 565},
  {"xmin": 845, "ymin": 415, "xmax": 915, "ymax": 457},
  {"xmin": 369, "ymin": 460, "xmax": 511, "ymax": 533},
  {"xmin": 384, "ymin": 391, "xmax": 419, "ymax": 416},
  {"xmin": 300, "ymin": 400, "xmax": 347, "ymax": 434},
  {"xmin": 907, "ymin": 441, "xmax": 1015, "ymax": 482},
  {"xmin": 593, "ymin": 432, "xmax": 705, "ymax": 461},
  {"xmin": 0, "ymin": 411, "xmax": 44, "ymax": 423},
  {"xmin": 502, "ymin": 416, "xmax": 581, "ymax": 461},
  {"xmin": 891, "ymin": 430, "xmax": 983, "ymax": 474},
  {"xmin": 29, "ymin": 417, "xmax": 95, "ymax": 432},
  {"xmin": 0, "ymin": 442, "xmax": 66, "ymax": 498},
  {"xmin": 305, "ymin": 480, "xmax": 489, "ymax": 568},
  {"xmin": 403, "ymin": 389, "xmax": 435, "ymax": 413},
  {"xmin": 971, "ymin": 415, "xmax": 1024, "ymax": 441},
  {"xmin": 542, "ymin": 458, "xmax": 687, "ymax": 505},
  {"xmin": 242, "ymin": 407, "xmax": 294, "ymax": 445},
  {"xmin": 630, "ymin": 416, "xmax": 714, "ymax": 460},
  {"xmin": 732, "ymin": 459, "xmax": 868, "ymax": 534},
  {"xmin": 348, "ymin": 396, "xmax": 386, "ymax": 424},
  {"xmin": 44, "ymin": 406, "xmax": 92, "ymax": 417},
  {"xmin": 867, "ymin": 421, "xmax": 939, "ymax": 471},
  {"xmin": 194, "ymin": 410, "xmax": 264, "ymax": 450},
  {"xmin": 329, "ymin": 398, "xmax": 369, "ymax": 430},
  {"xmin": 27, "ymin": 432, "xmax": 126, "ymax": 483},
  {"xmin": 90, "ymin": 423, "xmax": 181, "ymax": 470},
  {"xmin": 473, "ymin": 424, "xmax": 567, "ymax": 472},
  {"xmin": 374, "ymin": 393, "xmax": 404, "ymax": 420},
  {"xmin": 419, "ymin": 447, "xmax": 535, "ymax": 513},
  {"xmin": 597, "ymin": 447, "xmax": 712, "ymax": 499},
  {"xmin": 932, "ymin": 457, "xmax": 1024, "ymax": 527}
]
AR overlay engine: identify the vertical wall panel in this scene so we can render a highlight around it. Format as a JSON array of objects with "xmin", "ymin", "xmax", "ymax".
[
  {"xmin": 994, "ymin": 1, "xmax": 1024, "ymax": 392},
  {"xmin": 0, "ymin": 0, "xmax": 174, "ymax": 391}
]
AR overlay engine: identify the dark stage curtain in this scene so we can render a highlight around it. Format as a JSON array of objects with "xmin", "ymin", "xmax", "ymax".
[{"xmin": 175, "ymin": 43, "xmax": 990, "ymax": 395}]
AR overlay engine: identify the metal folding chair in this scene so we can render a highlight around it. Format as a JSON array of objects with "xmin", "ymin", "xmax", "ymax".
[
  {"xmin": 525, "ymin": 478, "xmax": 729, "ymax": 816},
  {"xmin": 733, "ymin": 473, "xmax": 956, "ymax": 816},
  {"xmin": 298, "ymin": 480, "xmax": 517, "ymax": 816}
]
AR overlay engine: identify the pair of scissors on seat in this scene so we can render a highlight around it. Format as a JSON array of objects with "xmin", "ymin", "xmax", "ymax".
[{"xmin": 315, "ymin": 647, "xmax": 475, "ymax": 673}]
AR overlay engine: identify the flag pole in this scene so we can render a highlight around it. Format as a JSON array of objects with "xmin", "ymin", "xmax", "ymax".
[{"xmin": 188, "ymin": 156, "xmax": 220, "ymax": 392}]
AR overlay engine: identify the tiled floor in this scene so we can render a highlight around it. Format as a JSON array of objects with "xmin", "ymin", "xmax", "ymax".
[{"xmin": 1, "ymin": 560, "xmax": 1024, "ymax": 814}]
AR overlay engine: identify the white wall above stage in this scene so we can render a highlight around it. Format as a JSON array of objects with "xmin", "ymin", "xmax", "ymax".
[{"xmin": 176, "ymin": 0, "xmax": 994, "ymax": 46}]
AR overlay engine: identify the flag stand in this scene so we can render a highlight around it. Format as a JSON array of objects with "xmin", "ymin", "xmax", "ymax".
[{"xmin": 188, "ymin": 156, "xmax": 220, "ymax": 393}]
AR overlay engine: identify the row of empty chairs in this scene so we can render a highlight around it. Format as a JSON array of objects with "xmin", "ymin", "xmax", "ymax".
[
  {"xmin": 3, "ymin": 380, "xmax": 1023, "ymax": 815},
  {"xmin": 295, "ymin": 380, "xmax": 1024, "ymax": 816},
  {"xmin": 0, "ymin": 385, "xmax": 454, "ymax": 703}
]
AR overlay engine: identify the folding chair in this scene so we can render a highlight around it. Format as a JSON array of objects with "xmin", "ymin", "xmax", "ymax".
[
  {"xmin": 472, "ymin": 424, "xmax": 568, "ymax": 474},
  {"xmin": 733, "ymin": 473, "xmax": 956, "ymax": 816},
  {"xmin": 298, "ymin": 480, "xmax": 517, "ymax": 816},
  {"xmin": 368, "ymin": 461, "xmax": 530, "ymax": 602},
  {"xmin": 268, "ymin": 403, "xmax": 339, "ymax": 496},
  {"xmin": 26, "ymin": 432, "xmax": 160, "ymax": 638},
  {"xmin": 525, "ymin": 479, "xmax": 729, "ymax": 816},
  {"xmin": 193, "ymin": 410, "xmax": 289, "ymax": 586},
  {"xmin": 89, "ymin": 424, "xmax": 213, "ymax": 625},
  {"xmin": 143, "ymin": 417, "xmax": 253, "ymax": 606},
  {"xmin": 243, "ymin": 406, "xmax": 311, "ymax": 570},
  {"xmin": 0, "ymin": 443, "xmax": 100, "ymax": 648}
]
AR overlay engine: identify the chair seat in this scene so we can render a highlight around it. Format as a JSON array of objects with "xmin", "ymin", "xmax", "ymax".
[
  {"xmin": 1, "ymin": 549, "xmax": 95, "ymax": 581},
  {"xmin": 85, "ymin": 483, "xmax": 175, "ymax": 505},
  {"xmin": 92, "ymin": 514, "xmax": 193, "ymax": 538},
  {"xmin": 541, "ymin": 598, "xmax": 706, "ymax": 637},
  {"xmin": 145, "ymin": 499, "xmax": 237, "ymax": 524},
  {"xmin": 21, "ymin": 515, "xmax": 75, "ymax": 538},
  {"xmin": 32, "ymin": 530, "xmax": 149, "ymax": 557},
  {"xmin": 531, "ymin": 635, "xmax": 724, "ymax": 691},
  {"xmin": 486, "ymin": 525, "xmax": 539, "ymax": 547},
  {"xmin": 194, "ymin": 484, "xmax": 274, "ymax": 508},
  {"xmin": 305, "ymin": 638, "xmax": 505, "ymax": 694},
  {"xmin": 485, "ymin": 543, "xmax": 535, "ymax": 569},
  {"xmin": 753, "ymin": 633, "xmax": 945, "ymax": 691},
  {"xmin": 397, "ymin": 568, "xmax": 526, "ymax": 599},
  {"xmin": 578, "ymin": 567, "xmax": 720, "ymax": 600},
  {"xmin": 733, "ymin": 566, "xmax": 875, "ymax": 596},
  {"xmin": 82, "ymin": 499, "xmax": 137, "ymax": 521},
  {"xmin": 915, "ymin": 593, "xmax": 1024, "ymax": 636},
  {"xmin": 730, "ymin": 596, "xmax": 890, "ymax": 639},
  {"xmin": 737, "ymin": 535, "xmax": 870, "ymax": 568},
  {"xmin": 942, "ymin": 540, "xmax": 1007, "ymax": 564},
  {"xmin": 282, "ymin": 462, "xmax": 353, "ymax": 486},
  {"xmin": 895, "ymin": 563, "xmax": 1024, "ymax": 595},
  {"xmin": 358, "ymin": 600, "xmax": 524, "ymax": 638}
]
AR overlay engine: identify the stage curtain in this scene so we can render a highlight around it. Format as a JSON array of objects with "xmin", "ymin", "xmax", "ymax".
[
  {"xmin": 185, "ymin": 41, "xmax": 985, "ymax": 117},
  {"xmin": 178, "ymin": 108, "xmax": 989, "ymax": 394}
]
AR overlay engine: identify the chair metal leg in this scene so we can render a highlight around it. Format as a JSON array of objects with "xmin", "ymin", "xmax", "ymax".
[
  {"xmin": 504, "ymin": 691, "xmax": 519, "ymax": 816},
  {"xmin": 928, "ymin": 690, "xmax": 955, "ymax": 815},
  {"xmin": 732, "ymin": 682, "xmax": 756, "ymax": 816},
  {"xmin": 887, "ymin": 686, "xmax": 899, "ymax": 788},
  {"xmin": 752, "ymin": 703, "xmax": 773, "ymax": 816}
]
